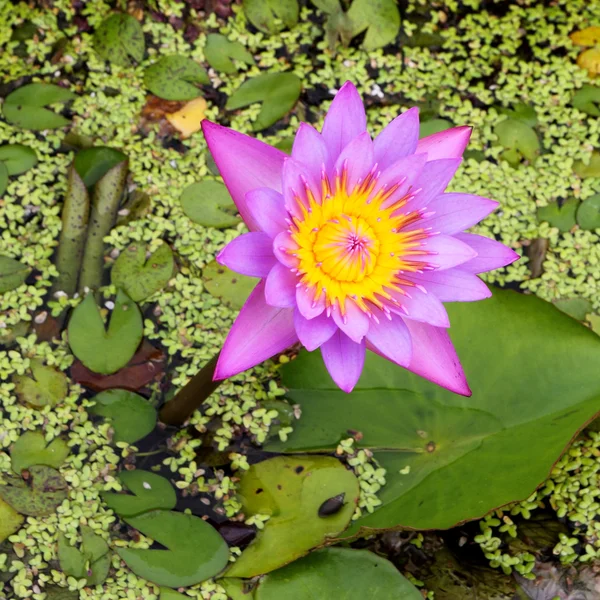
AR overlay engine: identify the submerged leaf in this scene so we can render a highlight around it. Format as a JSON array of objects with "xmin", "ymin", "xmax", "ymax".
[
  {"xmin": 94, "ymin": 13, "xmax": 145, "ymax": 66},
  {"xmin": 58, "ymin": 526, "xmax": 110, "ymax": 586},
  {"xmin": 202, "ymin": 260, "xmax": 257, "ymax": 309},
  {"xmin": 494, "ymin": 118, "xmax": 540, "ymax": 165},
  {"xmin": 0, "ymin": 255, "xmax": 30, "ymax": 293},
  {"xmin": 11, "ymin": 431, "xmax": 69, "ymax": 473},
  {"xmin": 204, "ymin": 34, "xmax": 254, "ymax": 74},
  {"xmin": 346, "ymin": 0, "xmax": 400, "ymax": 50},
  {"xmin": 574, "ymin": 151, "xmax": 600, "ymax": 178},
  {"xmin": 576, "ymin": 193, "xmax": 600, "ymax": 230},
  {"xmin": 243, "ymin": 0, "xmax": 299, "ymax": 34},
  {"xmin": 144, "ymin": 55, "xmax": 208, "ymax": 101},
  {"xmin": 536, "ymin": 198, "xmax": 578, "ymax": 232},
  {"xmin": 13, "ymin": 359, "xmax": 68, "ymax": 409},
  {"xmin": 180, "ymin": 181, "xmax": 240, "ymax": 229},
  {"xmin": 572, "ymin": 85, "xmax": 600, "ymax": 116}
]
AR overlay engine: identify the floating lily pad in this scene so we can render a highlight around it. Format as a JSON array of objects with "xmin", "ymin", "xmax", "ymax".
[
  {"xmin": 180, "ymin": 181, "xmax": 240, "ymax": 229},
  {"xmin": 58, "ymin": 526, "xmax": 110, "ymax": 586},
  {"xmin": 89, "ymin": 389, "xmax": 156, "ymax": 444},
  {"xmin": 552, "ymin": 298, "xmax": 593, "ymax": 321},
  {"xmin": 494, "ymin": 118, "xmax": 540, "ymax": 165},
  {"xmin": 111, "ymin": 243, "xmax": 174, "ymax": 302},
  {"xmin": 93, "ymin": 13, "xmax": 145, "ymax": 67},
  {"xmin": 144, "ymin": 55, "xmax": 208, "ymax": 101},
  {"xmin": 202, "ymin": 260, "xmax": 257, "ymax": 310},
  {"xmin": 0, "ymin": 255, "xmax": 30, "ymax": 293},
  {"xmin": 576, "ymin": 194, "xmax": 600, "ymax": 230},
  {"xmin": 0, "ymin": 144, "xmax": 37, "ymax": 175},
  {"xmin": 346, "ymin": 0, "xmax": 400, "ymax": 50},
  {"xmin": 0, "ymin": 497, "xmax": 24, "ymax": 542},
  {"xmin": 536, "ymin": 198, "xmax": 579, "ymax": 232},
  {"xmin": 255, "ymin": 548, "xmax": 421, "ymax": 599},
  {"xmin": 11, "ymin": 431, "xmax": 70, "ymax": 473},
  {"xmin": 204, "ymin": 34, "xmax": 254, "ymax": 74},
  {"xmin": 271, "ymin": 289, "xmax": 600, "ymax": 534},
  {"xmin": 2, "ymin": 83, "xmax": 76, "ymax": 130},
  {"xmin": 419, "ymin": 118, "xmax": 452, "ymax": 139},
  {"xmin": 68, "ymin": 290, "xmax": 143, "ymax": 374},
  {"xmin": 13, "ymin": 359, "xmax": 68, "ymax": 409},
  {"xmin": 117, "ymin": 510, "xmax": 229, "ymax": 587},
  {"xmin": 73, "ymin": 146, "xmax": 127, "ymax": 188},
  {"xmin": 101, "ymin": 470, "xmax": 176, "ymax": 517},
  {"xmin": 572, "ymin": 85, "xmax": 600, "ymax": 116},
  {"xmin": 159, "ymin": 589, "xmax": 191, "ymax": 600},
  {"xmin": 0, "ymin": 465, "xmax": 68, "ymax": 517},
  {"xmin": 243, "ymin": 0, "xmax": 298, "ymax": 34},
  {"xmin": 574, "ymin": 151, "xmax": 600, "ymax": 178},
  {"xmin": 226, "ymin": 72, "xmax": 302, "ymax": 131},
  {"xmin": 0, "ymin": 162, "xmax": 7, "ymax": 196},
  {"xmin": 226, "ymin": 456, "xmax": 359, "ymax": 578}
]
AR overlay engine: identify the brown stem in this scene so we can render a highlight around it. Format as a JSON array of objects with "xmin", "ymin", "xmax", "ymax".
[{"xmin": 159, "ymin": 353, "xmax": 222, "ymax": 426}]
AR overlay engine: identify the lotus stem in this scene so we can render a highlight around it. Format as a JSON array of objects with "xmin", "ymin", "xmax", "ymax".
[
  {"xmin": 159, "ymin": 353, "xmax": 222, "ymax": 426},
  {"xmin": 78, "ymin": 160, "xmax": 128, "ymax": 292},
  {"xmin": 51, "ymin": 165, "xmax": 90, "ymax": 297}
]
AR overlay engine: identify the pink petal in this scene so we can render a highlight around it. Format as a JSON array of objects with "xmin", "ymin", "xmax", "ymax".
[
  {"xmin": 406, "ymin": 269, "xmax": 492, "ymax": 302},
  {"xmin": 403, "ymin": 319, "xmax": 471, "ymax": 396},
  {"xmin": 373, "ymin": 107, "xmax": 420, "ymax": 171},
  {"xmin": 416, "ymin": 126, "xmax": 472, "ymax": 161},
  {"xmin": 265, "ymin": 263, "xmax": 297, "ymax": 307},
  {"xmin": 273, "ymin": 231, "xmax": 299, "ymax": 268},
  {"xmin": 292, "ymin": 122, "xmax": 333, "ymax": 177},
  {"xmin": 409, "ymin": 158, "xmax": 462, "ymax": 210},
  {"xmin": 294, "ymin": 309, "xmax": 337, "ymax": 351},
  {"xmin": 217, "ymin": 232, "xmax": 276, "ymax": 277},
  {"xmin": 408, "ymin": 193, "xmax": 498, "ymax": 235},
  {"xmin": 202, "ymin": 121, "xmax": 286, "ymax": 231},
  {"xmin": 388, "ymin": 285, "xmax": 450, "ymax": 327},
  {"xmin": 455, "ymin": 233, "xmax": 520, "ymax": 274},
  {"xmin": 332, "ymin": 299, "xmax": 370, "ymax": 343},
  {"xmin": 365, "ymin": 312, "xmax": 412, "ymax": 365},
  {"xmin": 214, "ymin": 281, "xmax": 297, "ymax": 380},
  {"xmin": 282, "ymin": 157, "xmax": 320, "ymax": 218},
  {"xmin": 321, "ymin": 82, "xmax": 367, "ymax": 162},
  {"xmin": 321, "ymin": 330, "xmax": 366, "ymax": 393},
  {"xmin": 414, "ymin": 234, "xmax": 477, "ymax": 270},
  {"xmin": 377, "ymin": 153, "xmax": 428, "ymax": 209},
  {"xmin": 296, "ymin": 285, "xmax": 325, "ymax": 319},
  {"xmin": 245, "ymin": 188, "xmax": 288, "ymax": 239},
  {"xmin": 334, "ymin": 131, "xmax": 374, "ymax": 192}
]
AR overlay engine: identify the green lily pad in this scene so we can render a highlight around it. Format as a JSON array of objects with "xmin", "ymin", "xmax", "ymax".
[
  {"xmin": 159, "ymin": 589, "xmax": 192, "ymax": 600},
  {"xmin": 111, "ymin": 243, "xmax": 174, "ymax": 302},
  {"xmin": 273, "ymin": 137, "xmax": 294, "ymax": 154},
  {"xmin": 93, "ymin": 13, "xmax": 145, "ymax": 67},
  {"xmin": 346, "ymin": 0, "xmax": 401, "ymax": 50},
  {"xmin": 202, "ymin": 260, "xmax": 257, "ymax": 310},
  {"xmin": 0, "ymin": 497, "xmax": 24, "ymax": 542},
  {"xmin": 117, "ymin": 510, "xmax": 229, "ymax": 587},
  {"xmin": 226, "ymin": 456, "xmax": 359, "ymax": 578},
  {"xmin": 270, "ymin": 289, "xmax": 600, "ymax": 533},
  {"xmin": 552, "ymin": 298, "xmax": 592, "ymax": 321},
  {"xmin": 67, "ymin": 290, "xmax": 143, "ymax": 375},
  {"xmin": 73, "ymin": 146, "xmax": 127, "ymax": 188},
  {"xmin": 574, "ymin": 151, "xmax": 600, "ymax": 178},
  {"xmin": 220, "ymin": 579, "xmax": 253, "ymax": 600},
  {"xmin": 576, "ymin": 193, "xmax": 600, "ymax": 230},
  {"xmin": 11, "ymin": 431, "xmax": 70, "ymax": 473},
  {"xmin": 13, "ymin": 359, "xmax": 68, "ymax": 409},
  {"xmin": 573, "ymin": 85, "xmax": 600, "ymax": 116},
  {"xmin": 2, "ymin": 83, "xmax": 76, "ymax": 130},
  {"xmin": 255, "ymin": 548, "xmax": 421, "ymax": 599},
  {"xmin": 89, "ymin": 389, "xmax": 157, "ymax": 444},
  {"xmin": 204, "ymin": 34, "xmax": 254, "ymax": 74},
  {"xmin": 0, "ymin": 465, "xmax": 68, "ymax": 517},
  {"xmin": 0, "ymin": 162, "xmax": 7, "ymax": 196},
  {"xmin": 0, "ymin": 144, "xmax": 38, "ymax": 175},
  {"xmin": 180, "ymin": 181, "xmax": 240, "ymax": 229},
  {"xmin": 0, "ymin": 255, "xmax": 30, "ymax": 293},
  {"xmin": 243, "ymin": 0, "xmax": 298, "ymax": 34},
  {"xmin": 536, "ymin": 198, "xmax": 579, "ymax": 232},
  {"xmin": 494, "ymin": 118, "xmax": 540, "ymax": 165},
  {"xmin": 144, "ymin": 55, "xmax": 208, "ymax": 101},
  {"xmin": 57, "ymin": 526, "xmax": 110, "ymax": 586},
  {"xmin": 101, "ymin": 470, "xmax": 176, "ymax": 517},
  {"xmin": 419, "ymin": 118, "xmax": 452, "ymax": 139},
  {"xmin": 498, "ymin": 103, "xmax": 538, "ymax": 127},
  {"xmin": 226, "ymin": 72, "xmax": 302, "ymax": 131}
]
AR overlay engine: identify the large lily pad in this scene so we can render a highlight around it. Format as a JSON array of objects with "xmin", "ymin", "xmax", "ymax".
[
  {"xmin": 0, "ymin": 465, "xmax": 68, "ymax": 516},
  {"xmin": 111, "ymin": 243, "xmax": 174, "ymax": 302},
  {"xmin": 0, "ymin": 255, "xmax": 30, "ymax": 293},
  {"xmin": 13, "ymin": 359, "xmax": 68, "ymax": 409},
  {"xmin": 101, "ymin": 470, "xmax": 176, "ymax": 517},
  {"xmin": 67, "ymin": 290, "xmax": 143, "ymax": 374},
  {"xmin": 226, "ymin": 456, "xmax": 359, "ymax": 578},
  {"xmin": 57, "ymin": 526, "xmax": 110, "ymax": 586},
  {"xmin": 89, "ymin": 389, "xmax": 156, "ymax": 444},
  {"xmin": 269, "ymin": 289, "xmax": 600, "ymax": 533},
  {"xmin": 93, "ymin": 13, "xmax": 145, "ymax": 67},
  {"xmin": 11, "ymin": 431, "xmax": 69, "ymax": 473},
  {"xmin": 202, "ymin": 260, "xmax": 257, "ymax": 309},
  {"xmin": 180, "ymin": 181, "xmax": 240, "ymax": 229},
  {"xmin": 117, "ymin": 510, "xmax": 229, "ymax": 587},
  {"xmin": 255, "ymin": 547, "xmax": 422, "ymax": 599}
]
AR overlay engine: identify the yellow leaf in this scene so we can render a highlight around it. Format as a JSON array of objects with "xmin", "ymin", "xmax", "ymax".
[
  {"xmin": 166, "ymin": 97, "xmax": 207, "ymax": 138},
  {"xmin": 578, "ymin": 48, "xmax": 600, "ymax": 77},
  {"xmin": 570, "ymin": 26, "xmax": 600, "ymax": 47}
]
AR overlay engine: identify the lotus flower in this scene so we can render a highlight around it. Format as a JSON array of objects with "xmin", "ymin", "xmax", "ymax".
[{"xmin": 203, "ymin": 81, "xmax": 518, "ymax": 394}]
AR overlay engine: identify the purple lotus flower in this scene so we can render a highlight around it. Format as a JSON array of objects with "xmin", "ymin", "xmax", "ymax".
[{"xmin": 203, "ymin": 81, "xmax": 518, "ymax": 395}]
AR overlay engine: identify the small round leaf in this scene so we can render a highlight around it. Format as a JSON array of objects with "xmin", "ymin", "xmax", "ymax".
[
  {"xmin": 144, "ymin": 55, "xmax": 208, "ymax": 101},
  {"xmin": 180, "ymin": 181, "xmax": 240, "ymax": 229},
  {"xmin": 11, "ymin": 431, "xmax": 69, "ymax": 473},
  {"xmin": 204, "ymin": 34, "xmax": 254, "ymax": 74},
  {"xmin": 0, "ymin": 144, "xmax": 37, "ymax": 175},
  {"xmin": 576, "ymin": 194, "xmax": 600, "ymax": 231},
  {"xmin": 94, "ymin": 13, "xmax": 145, "ymax": 67},
  {"xmin": 243, "ymin": 0, "xmax": 299, "ymax": 34}
]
